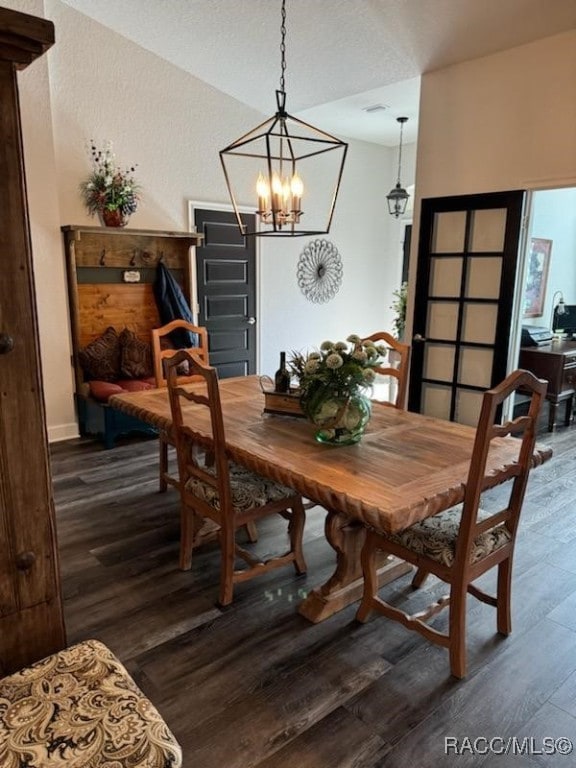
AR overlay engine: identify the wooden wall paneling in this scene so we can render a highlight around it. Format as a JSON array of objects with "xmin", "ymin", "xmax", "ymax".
[{"xmin": 0, "ymin": 8, "xmax": 65, "ymax": 674}]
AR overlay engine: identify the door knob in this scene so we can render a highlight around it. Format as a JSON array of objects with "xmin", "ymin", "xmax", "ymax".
[
  {"xmin": 247, "ymin": 317, "xmax": 256, "ymax": 325},
  {"xmin": 412, "ymin": 334, "xmax": 426, "ymax": 342},
  {"xmin": 0, "ymin": 333, "xmax": 14, "ymax": 354}
]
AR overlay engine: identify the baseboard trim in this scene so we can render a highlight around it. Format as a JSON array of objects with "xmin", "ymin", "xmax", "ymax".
[{"xmin": 48, "ymin": 423, "xmax": 79, "ymax": 443}]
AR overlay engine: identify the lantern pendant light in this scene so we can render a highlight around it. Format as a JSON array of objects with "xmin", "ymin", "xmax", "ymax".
[
  {"xmin": 387, "ymin": 116, "xmax": 410, "ymax": 218},
  {"xmin": 219, "ymin": 0, "xmax": 348, "ymax": 237}
]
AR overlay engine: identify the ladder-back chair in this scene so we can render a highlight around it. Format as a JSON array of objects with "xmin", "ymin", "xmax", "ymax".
[
  {"xmin": 356, "ymin": 369, "xmax": 547, "ymax": 678},
  {"xmin": 151, "ymin": 320, "xmax": 209, "ymax": 493},
  {"xmin": 362, "ymin": 331, "xmax": 410, "ymax": 409},
  {"xmin": 166, "ymin": 350, "xmax": 307, "ymax": 604}
]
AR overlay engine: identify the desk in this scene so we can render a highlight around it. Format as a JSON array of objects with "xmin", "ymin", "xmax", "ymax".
[
  {"xmin": 519, "ymin": 340, "xmax": 576, "ymax": 431},
  {"xmin": 110, "ymin": 376, "xmax": 552, "ymax": 622}
]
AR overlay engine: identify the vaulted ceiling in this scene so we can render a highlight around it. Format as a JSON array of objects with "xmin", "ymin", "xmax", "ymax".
[{"xmin": 60, "ymin": 0, "xmax": 576, "ymax": 144}]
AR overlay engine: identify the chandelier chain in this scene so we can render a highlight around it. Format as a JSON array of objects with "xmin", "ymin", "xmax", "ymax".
[
  {"xmin": 396, "ymin": 119, "xmax": 404, "ymax": 184},
  {"xmin": 279, "ymin": 0, "xmax": 287, "ymax": 93}
]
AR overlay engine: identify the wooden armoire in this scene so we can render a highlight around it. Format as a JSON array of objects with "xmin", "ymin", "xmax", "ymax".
[{"xmin": 0, "ymin": 8, "xmax": 66, "ymax": 674}]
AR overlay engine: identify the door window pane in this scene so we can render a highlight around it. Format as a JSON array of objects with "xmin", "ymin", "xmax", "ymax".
[
  {"xmin": 423, "ymin": 344, "xmax": 455, "ymax": 382},
  {"xmin": 458, "ymin": 347, "xmax": 493, "ymax": 388},
  {"xmin": 461, "ymin": 303, "xmax": 498, "ymax": 344},
  {"xmin": 427, "ymin": 302, "xmax": 459, "ymax": 341},
  {"xmin": 465, "ymin": 257, "xmax": 502, "ymax": 299},
  {"xmin": 455, "ymin": 389, "xmax": 484, "ymax": 426},
  {"xmin": 470, "ymin": 208, "xmax": 506, "ymax": 252},
  {"xmin": 430, "ymin": 257, "xmax": 462, "ymax": 297},
  {"xmin": 422, "ymin": 383, "xmax": 451, "ymax": 420},
  {"xmin": 432, "ymin": 211, "xmax": 466, "ymax": 253}
]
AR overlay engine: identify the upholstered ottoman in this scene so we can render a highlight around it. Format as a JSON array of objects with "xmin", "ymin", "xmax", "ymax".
[{"xmin": 0, "ymin": 639, "xmax": 182, "ymax": 767}]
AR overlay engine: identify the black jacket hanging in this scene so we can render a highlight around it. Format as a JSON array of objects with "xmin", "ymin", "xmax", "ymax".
[{"xmin": 153, "ymin": 261, "xmax": 198, "ymax": 348}]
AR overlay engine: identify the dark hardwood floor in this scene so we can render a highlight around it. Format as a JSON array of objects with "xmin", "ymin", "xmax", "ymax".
[{"xmin": 50, "ymin": 420, "xmax": 576, "ymax": 767}]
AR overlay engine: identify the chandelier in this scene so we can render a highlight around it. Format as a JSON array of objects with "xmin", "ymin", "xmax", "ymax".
[
  {"xmin": 219, "ymin": 0, "xmax": 348, "ymax": 237},
  {"xmin": 387, "ymin": 116, "xmax": 410, "ymax": 218}
]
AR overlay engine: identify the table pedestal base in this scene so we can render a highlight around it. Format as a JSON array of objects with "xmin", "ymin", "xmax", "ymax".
[{"xmin": 298, "ymin": 509, "xmax": 412, "ymax": 623}]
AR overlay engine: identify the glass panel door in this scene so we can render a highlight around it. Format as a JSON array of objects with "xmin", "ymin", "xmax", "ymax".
[{"xmin": 409, "ymin": 191, "xmax": 525, "ymax": 426}]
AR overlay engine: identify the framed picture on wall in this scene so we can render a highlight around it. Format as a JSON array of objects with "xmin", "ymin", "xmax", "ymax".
[{"xmin": 523, "ymin": 237, "xmax": 552, "ymax": 318}]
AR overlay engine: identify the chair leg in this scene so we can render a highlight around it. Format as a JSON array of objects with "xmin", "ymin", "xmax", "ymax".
[
  {"xmin": 288, "ymin": 499, "xmax": 307, "ymax": 575},
  {"xmin": 219, "ymin": 524, "xmax": 236, "ymax": 607},
  {"xmin": 448, "ymin": 583, "xmax": 468, "ymax": 679},
  {"xmin": 411, "ymin": 568, "xmax": 429, "ymax": 588},
  {"xmin": 159, "ymin": 434, "xmax": 169, "ymax": 493},
  {"xmin": 356, "ymin": 531, "xmax": 379, "ymax": 623},
  {"xmin": 178, "ymin": 503, "xmax": 194, "ymax": 571},
  {"xmin": 496, "ymin": 558, "xmax": 513, "ymax": 635}
]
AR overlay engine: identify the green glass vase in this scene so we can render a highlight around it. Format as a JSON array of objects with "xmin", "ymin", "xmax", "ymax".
[{"xmin": 305, "ymin": 390, "xmax": 371, "ymax": 446}]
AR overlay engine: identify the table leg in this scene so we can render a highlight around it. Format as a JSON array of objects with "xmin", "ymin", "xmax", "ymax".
[{"xmin": 298, "ymin": 509, "xmax": 412, "ymax": 623}]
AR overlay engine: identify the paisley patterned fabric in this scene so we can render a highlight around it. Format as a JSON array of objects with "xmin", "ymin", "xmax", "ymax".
[
  {"xmin": 0, "ymin": 639, "xmax": 182, "ymax": 768},
  {"xmin": 185, "ymin": 461, "xmax": 295, "ymax": 513},
  {"xmin": 389, "ymin": 505, "xmax": 512, "ymax": 567},
  {"xmin": 78, "ymin": 327, "xmax": 122, "ymax": 382},
  {"xmin": 119, "ymin": 328, "xmax": 154, "ymax": 379}
]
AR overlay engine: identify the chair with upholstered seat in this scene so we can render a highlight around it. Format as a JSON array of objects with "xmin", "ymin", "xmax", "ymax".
[
  {"xmin": 362, "ymin": 331, "xmax": 410, "ymax": 409},
  {"xmin": 356, "ymin": 369, "xmax": 547, "ymax": 678},
  {"xmin": 0, "ymin": 639, "xmax": 182, "ymax": 767},
  {"xmin": 151, "ymin": 319, "xmax": 209, "ymax": 493},
  {"xmin": 166, "ymin": 349, "xmax": 307, "ymax": 604}
]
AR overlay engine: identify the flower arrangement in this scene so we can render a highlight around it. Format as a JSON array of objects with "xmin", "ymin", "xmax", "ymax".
[
  {"xmin": 390, "ymin": 281, "xmax": 408, "ymax": 339},
  {"xmin": 80, "ymin": 141, "xmax": 140, "ymax": 223},
  {"xmin": 289, "ymin": 336, "xmax": 388, "ymax": 444}
]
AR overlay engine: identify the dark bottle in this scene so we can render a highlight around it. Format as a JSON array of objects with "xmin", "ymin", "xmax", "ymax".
[{"xmin": 274, "ymin": 351, "xmax": 290, "ymax": 393}]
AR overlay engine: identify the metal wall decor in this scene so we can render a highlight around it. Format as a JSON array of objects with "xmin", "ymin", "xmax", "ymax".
[{"xmin": 297, "ymin": 239, "xmax": 343, "ymax": 304}]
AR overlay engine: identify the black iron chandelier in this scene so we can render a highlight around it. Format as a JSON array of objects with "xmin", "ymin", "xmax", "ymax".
[
  {"xmin": 387, "ymin": 116, "xmax": 410, "ymax": 218},
  {"xmin": 219, "ymin": 0, "xmax": 348, "ymax": 237}
]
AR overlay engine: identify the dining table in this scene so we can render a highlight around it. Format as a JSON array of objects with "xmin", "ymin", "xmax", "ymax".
[{"xmin": 109, "ymin": 375, "xmax": 552, "ymax": 623}]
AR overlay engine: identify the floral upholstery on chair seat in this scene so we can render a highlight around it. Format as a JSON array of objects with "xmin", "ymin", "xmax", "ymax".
[
  {"xmin": 389, "ymin": 506, "xmax": 512, "ymax": 567},
  {"xmin": 0, "ymin": 639, "xmax": 182, "ymax": 768},
  {"xmin": 185, "ymin": 461, "xmax": 295, "ymax": 513}
]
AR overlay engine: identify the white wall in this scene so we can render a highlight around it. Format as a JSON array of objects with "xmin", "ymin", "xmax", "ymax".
[
  {"xmin": 7, "ymin": 0, "xmax": 411, "ymax": 440},
  {"xmin": 527, "ymin": 187, "xmax": 576, "ymax": 329}
]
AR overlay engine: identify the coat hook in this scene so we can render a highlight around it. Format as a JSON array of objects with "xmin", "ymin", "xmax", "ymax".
[
  {"xmin": 99, "ymin": 249, "xmax": 106, "ymax": 266},
  {"xmin": 130, "ymin": 250, "xmax": 137, "ymax": 266}
]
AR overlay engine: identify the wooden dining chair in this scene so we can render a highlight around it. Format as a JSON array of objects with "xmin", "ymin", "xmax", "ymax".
[
  {"xmin": 356, "ymin": 369, "xmax": 547, "ymax": 678},
  {"xmin": 151, "ymin": 319, "xmax": 209, "ymax": 493},
  {"xmin": 362, "ymin": 331, "xmax": 410, "ymax": 409},
  {"xmin": 166, "ymin": 349, "xmax": 307, "ymax": 605}
]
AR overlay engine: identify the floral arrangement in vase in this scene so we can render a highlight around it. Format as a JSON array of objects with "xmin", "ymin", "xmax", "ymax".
[
  {"xmin": 80, "ymin": 140, "xmax": 140, "ymax": 227},
  {"xmin": 289, "ymin": 335, "xmax": 387, "ymax": 445}
]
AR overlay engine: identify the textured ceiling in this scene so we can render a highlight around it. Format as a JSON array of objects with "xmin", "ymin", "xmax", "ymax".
[{"xmin": 59, "ymin": 0, "xmax": 576, "ymax": 144}]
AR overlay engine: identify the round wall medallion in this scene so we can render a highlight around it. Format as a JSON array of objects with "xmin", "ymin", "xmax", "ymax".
[{"xmin": 297, "ymin": 239, "xmax": 343, "ymax": 304}]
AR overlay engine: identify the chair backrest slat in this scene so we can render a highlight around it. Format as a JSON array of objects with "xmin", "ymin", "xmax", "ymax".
[
  {"xmin": 362, "ymin": 331, "xmax": 410, "ymax": 409},
  {"xmin": 151, "ymin": 320, "xmax": 209, "ymax": 387}
]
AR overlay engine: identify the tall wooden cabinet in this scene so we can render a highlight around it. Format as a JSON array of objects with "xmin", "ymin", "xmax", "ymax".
[{"xmin": 0, "ymin": 9, "xmax": 65, "ymax": 674}]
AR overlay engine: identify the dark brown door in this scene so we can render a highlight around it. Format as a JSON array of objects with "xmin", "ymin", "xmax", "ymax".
[
  {"xmin": 194, "ymin": 209, "xmax": 257, "ymax": 378},
  {"xmin": 408, "ymin": 191, "xmax": 525, "ymax": 425}
]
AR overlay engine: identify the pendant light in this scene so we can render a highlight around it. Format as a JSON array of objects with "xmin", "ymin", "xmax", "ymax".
[
  {"xmin": 387, "ymin": 116, "xmax": 409, "ymax": 218},
  {"xmin": 219, "ymin": 0, "xmax": 348, "ymax": 237}
]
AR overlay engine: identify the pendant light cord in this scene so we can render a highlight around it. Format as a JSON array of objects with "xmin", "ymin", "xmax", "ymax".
[
  {"xmin": 279, "ymin": 0, "xmax": 286, "ymax": 94},
  {"xmin": 396, "ymin": 119, "xmax": 404, "ymax": 185}
]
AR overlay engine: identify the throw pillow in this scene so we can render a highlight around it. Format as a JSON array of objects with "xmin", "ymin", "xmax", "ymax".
[
  {"xmin": 119, "ymin": 328, "xmax": 153, "ymax": 379},
  {"xmin": 159, "ymin": 336, "xmax": 190, "ymax": 377},
  {"xmin": 78, "ymin": 327, "xmax": 121, "ymax": 382}
]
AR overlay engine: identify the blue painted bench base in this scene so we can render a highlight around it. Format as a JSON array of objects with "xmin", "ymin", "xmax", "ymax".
[{"xmin": 76, "ymin": 394, "xmax": 157, "ymax": 449}]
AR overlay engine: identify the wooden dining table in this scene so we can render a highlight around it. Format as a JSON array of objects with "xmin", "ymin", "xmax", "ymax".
[{"xmin": 109, "ymin": 376, "xmax": 552, "ymax": 623}]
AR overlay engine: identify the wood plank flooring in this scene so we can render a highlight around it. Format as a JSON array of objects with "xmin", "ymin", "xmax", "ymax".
[{"xmin": 50, "ymin": 423, "xmax": 576, "ymax": 767}]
